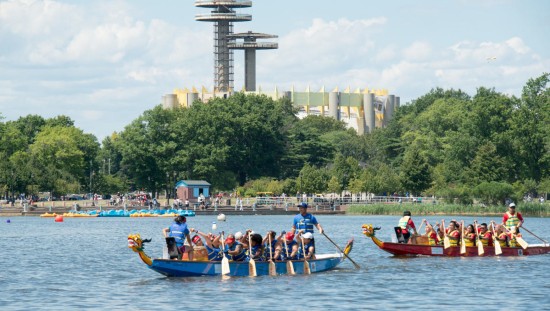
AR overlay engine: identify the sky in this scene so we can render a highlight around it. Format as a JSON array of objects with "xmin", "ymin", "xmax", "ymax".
[{"xmin": 0, "ymin": 0, "xmax": 548, "ymax": 141}]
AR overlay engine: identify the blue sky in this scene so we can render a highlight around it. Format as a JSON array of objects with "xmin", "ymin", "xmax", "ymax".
[{"xmin": 0, "ymin": 0, "xmax": 548, "ymax": 141}]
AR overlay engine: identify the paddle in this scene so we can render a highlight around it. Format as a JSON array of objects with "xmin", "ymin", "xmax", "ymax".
[
  {"xmin": 490, "ymin": 222, "xmax": 502, "ymax": 255},
  {"xmin": 460, "ymin": 221, "xmax": 466, "ymax": 254},
  {"xmin": 248, "ymin": 232, "xmax": 257, "ymax": 277},
  {"xmin": 521, "ymin": 226, "xmax": 549, "ymax": 245},
  {"xmin": 219, "ymin": 233, "xmax": 230, "ymax": 275},
  {"xmin": 322, "ymin": 232, "xmax": 360, "ymax": 269},
  {"xmin": 442, "ymin": 220, "xmax": 451, "ymax": 249},
  {"xmin": 474, "ymin": 221, "xmax": 484, "ymax": 256},
  {"xmin": 509, "ymin": 227, "xmax": 529, "ymax": 249},
  {"xmin": 300, "ymin": 236, "xmax": 311, "ymax": 275},
  {"xmin": 283, "ymin": 233, "xmax": 296, "ymax": 275},
  {"xmin": 268, "ymin": 234, "xmax": 276, "ymax": 276}
]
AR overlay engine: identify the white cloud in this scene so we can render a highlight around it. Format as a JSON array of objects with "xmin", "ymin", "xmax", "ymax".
[{"xmin": 402, "ymin": 41, "xmax": 432, "ymax": 61}]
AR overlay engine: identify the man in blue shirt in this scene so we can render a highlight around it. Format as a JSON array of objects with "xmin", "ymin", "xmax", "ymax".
[
  {"xmin": 291, "ymin": 202, "xmax": 324, "ymax": 236},
  {"xmin": 163, "ymin": 215, "xmax": 194, "ymax": 260}
]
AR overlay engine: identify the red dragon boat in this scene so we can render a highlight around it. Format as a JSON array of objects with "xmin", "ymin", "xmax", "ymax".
[{"xmin": 362, "ymin": 224, "xmax": 550, "ymax": 257}]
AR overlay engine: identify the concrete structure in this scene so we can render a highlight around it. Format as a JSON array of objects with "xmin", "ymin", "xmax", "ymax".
[
  {"xmin": 227, "ymin": 31, "xmax": 278, "ymax": 91},
  {"xmin": 164, "ymin": 87, "xmax": 400, "ymax": 134},
  {"xmin": 176, "ymin": 180, "xmax": 211, "ymax": 202},
  {"xmin": 195, "ymin": 0, "xmax": 252, "ymax": 92}
]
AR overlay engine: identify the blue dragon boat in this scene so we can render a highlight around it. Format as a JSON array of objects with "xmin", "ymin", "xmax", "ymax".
[{"xmin": 128, "ymin": 234, "xmax": 353, "ymax": 277}]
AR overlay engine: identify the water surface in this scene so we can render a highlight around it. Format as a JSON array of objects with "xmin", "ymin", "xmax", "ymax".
[{"xmin": 1, "ymin": 215, "xmax": 549, "ymax": 310}]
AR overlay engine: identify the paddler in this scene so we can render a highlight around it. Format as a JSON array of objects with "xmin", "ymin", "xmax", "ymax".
[
  {"xmin": 446, "ymin": 220, "xmax": 461, "ymax": 246},
  {"xmin": 397, "ymin": 211, "xmax": 417, "ymax": 244},
  {"xmin": 224, "ymin": 234, "xmax": 247, "ymax": 261},
  {"xmin": 463, "ymin": 224, "xmax": 476, "ymax": 247},
  {"xmin": 478, "ymin": 223, "xmax": 493, "ymax": 246},
  {"xmin": 422, "ymin": 220, "xmax": 439, "ymax": 246}
]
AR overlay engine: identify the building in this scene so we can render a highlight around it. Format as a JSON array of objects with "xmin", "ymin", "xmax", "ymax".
[{"xmin": 175, "ymin": 180, "xmax": 211, "ymax": 203}]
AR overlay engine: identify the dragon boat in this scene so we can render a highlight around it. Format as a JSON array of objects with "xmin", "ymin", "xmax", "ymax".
[
  {"xmin": 362, "ymin": 224, "xmax": 550, "ymax": 257},
  {"xmin": 128, "ymin": 234, "xmax": 353, "ymax": 277}
]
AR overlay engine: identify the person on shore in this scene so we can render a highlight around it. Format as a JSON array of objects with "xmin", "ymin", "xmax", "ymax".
[
  {"xmin": 297, "ymin": 231, "xmax": 316, "ymax": 260},
  {"xmin": 446, "ymin": 220, "xmax": 461, "ymax": 246},
  {"xmin": 163, "ymin": 215, "xmax": 194, "ymax": 260},
  {"xmin": 397, "ymin": 211, "xmax": 418, "ymax": 244},
  {"xmin": 478, "ymin": 223, "xmax": 493, "ymax": 246},
  {"xmin": 502, "ymin": 203, "xmax": 524, "ymax": 233},
  {"xmin": 463, "ymin": 224, "xmax": 476, "ymax": 247},
  {"xmin": 291, "ymin": 202, "xmax": 323, "ymax": 248}
]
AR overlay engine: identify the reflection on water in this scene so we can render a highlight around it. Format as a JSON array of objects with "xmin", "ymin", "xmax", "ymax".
[{"xmin": 0, "ymin": 215, "xmax": 549, "ymax": 310}]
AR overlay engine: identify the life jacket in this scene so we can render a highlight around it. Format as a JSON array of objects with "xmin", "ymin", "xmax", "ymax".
[
  {"xmin": 297, "ymin": 240, "xmax": 314, "ymax": 259},
  {"xmin": 295, "ymin": 213, "xmax": 317, "ymax": 233},
  {"xmin": 447, "ymin": 229, "xmax": 460, "ymax": 246},
  {"xmin": 427, "ymin": 230, "xmax": 438, "ymax": 246},
  {"xmin": 169, "ymin": 222, "xmax": 188, "ymax": 247},
  {"xmin": 505, "ymin": 212, "xmax": 520, "ymax": 230},
  {"xmin": 464, "ymin": 233, "xmax": 476, "ymax": 247},
  {"xmin": 480, "ymin": 231, "xmax": 492, "ymax": 246},
  {"xmin": 398, "ymin": 216, "xmax": 410, "ymax": 230},
  {"xmin": 265, "ymin": 239, "xmax": 280, "ymax": 260},
  {"xmin": 496, "ymin": 233, "xmax": 508, "ymax": 247},
  {"xmin": 225, "ymin": 242, "xmax": 247, "ymax": 261},
  {"xmin": 281, "ymin": 240, "xmax": 298, "ymax": 260},
  {"xmin": 205, "ymin": 244, "xmax": 222, "ymax": 261},
  {"xmin": 248, "ymin": 244, "xmax": 265, "ymax": 261},
  {"xmin": 508, "ymin": 233, "xmax": 523, "ymax": 247}
]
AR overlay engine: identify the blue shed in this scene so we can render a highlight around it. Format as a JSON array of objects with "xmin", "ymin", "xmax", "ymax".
[{"xmin": 175, "ymin": 180, "xmax": 211, "ymax": 202}]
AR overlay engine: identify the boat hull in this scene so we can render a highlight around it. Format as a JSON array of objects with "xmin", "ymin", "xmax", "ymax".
[
  {"xmin": 148, "ymin": 254, "xmax": 344, "ymax": 277},
  {"xmin": 373, "ymin": 239, "xmax": 550, "ymax": 257}
]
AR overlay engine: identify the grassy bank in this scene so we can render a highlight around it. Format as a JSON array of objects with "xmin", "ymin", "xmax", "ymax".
[{"xmin": 346, "ymin": 202, "xmax": 550, "ymax": 217}]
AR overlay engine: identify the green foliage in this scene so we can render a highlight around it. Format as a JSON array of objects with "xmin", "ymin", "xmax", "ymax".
[{"xmin": 472, "ymin": 181, "xmax": 514, "ymax": 205}]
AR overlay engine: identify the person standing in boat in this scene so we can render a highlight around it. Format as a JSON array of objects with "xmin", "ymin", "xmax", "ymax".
[
  {"xmin": 502, "ymin": 202, "xmax": 524, "ymax": 233},
  {"xmin": 397, "ymin": 211, "xmax": 417, "ymax": 243},
  {"xmin": 291, "ymin": 202, "xmax": 324, "ymax": 248},
  {"xmin": 163, "ymin": 215, "xmax": 194, "ymax": 260}
]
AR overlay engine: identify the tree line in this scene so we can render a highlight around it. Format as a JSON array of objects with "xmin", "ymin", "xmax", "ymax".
[{"xmin": 0, "ymin": 73, "xmax": 548, "ymax": 205}]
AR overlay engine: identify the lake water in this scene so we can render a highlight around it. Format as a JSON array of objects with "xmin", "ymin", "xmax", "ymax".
[{"xmin": 1, "ymin": 215, "xmax": 549, "ymax": 310}]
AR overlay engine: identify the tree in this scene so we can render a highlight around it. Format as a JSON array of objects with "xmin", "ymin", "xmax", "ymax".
[{"xmin": 400, "ymin": 146, "xmax": 431, "ymax": 195}]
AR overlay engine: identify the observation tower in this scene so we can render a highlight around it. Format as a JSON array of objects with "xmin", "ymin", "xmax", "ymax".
[
  {"xmin": 195, "ymin": 1, "xmax": 252, "ymax": 92},
  {"xmin": 227, "ymin": 32, "xmax": 278, "ymax": 91}
]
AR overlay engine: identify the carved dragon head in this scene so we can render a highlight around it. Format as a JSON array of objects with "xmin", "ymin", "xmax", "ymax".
[
  {"xmin": 128, "ymin": 234, "xmax": 151, "ymax": 252},
  {"xmin": 362, "ymin": 224, "xmax": 381, "ymax": 237}
]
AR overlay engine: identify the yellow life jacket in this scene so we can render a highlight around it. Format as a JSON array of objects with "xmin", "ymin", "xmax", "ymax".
[
  {"xmin": 505, "ymin": 212, "xmax": 520, "ymax": 230},
  {"xmin": 447, "ymin": 230, "xmax": 460, "ymax": 246}
]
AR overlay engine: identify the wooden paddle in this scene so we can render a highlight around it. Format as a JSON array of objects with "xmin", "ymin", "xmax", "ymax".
[
  {"xmin": 460, "ymin": 221, "xmax": 466, "ymax": 254},
  {"xmin": 490, "ymin": 222, "xmax": 502, "ymax": 255},
  {"xmin": 248, "ymin": 232, "xmax": 257, "ymax": 277},
  {"xmin": 300, "ymin": 236, "xmax": 311, "ymax": 275},
  {"xmin": 474, "ymin": 221, "xmax": 484, "ymax": 256},
  {"xmin": 521, "ymin": 226, "xmax": 549, "ymax": 245},
  {"xmin": 219, "ymin": 233, "xmax": 230, "ymax": 275},
  {"xmin": 283, "ymin": 233, "xmax": 296, "ymax": 275},
  {"xmin": 510, "ymin": 228, "xmax": 529, "ymax": 249},
  {"xmin": 442, "ymin": 220, "xmax": 451, "ymax": 249},
  {"xmin": 322, "ymin": 232, "xmax": 360, "ymax": 269},
  {"xmin": 268, "ymin": 234, "xmax": 276, "ymax": 276}
]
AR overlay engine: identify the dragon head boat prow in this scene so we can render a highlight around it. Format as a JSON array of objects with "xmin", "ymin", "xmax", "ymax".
[
  {"xmin": 128, "ymin": 234, "xmax": 153, "ymax": 266},
  {"xmin": 362, "ymin": 224, "xmax": 377, "ymax": 237}
]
